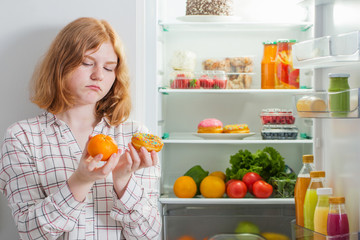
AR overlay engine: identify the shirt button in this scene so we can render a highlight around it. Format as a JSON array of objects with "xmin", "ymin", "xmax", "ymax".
[{"xmin": 87, "ymin": 194, "xmax": 93, "ymax": 201}]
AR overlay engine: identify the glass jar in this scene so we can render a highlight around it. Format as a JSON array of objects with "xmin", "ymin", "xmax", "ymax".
[
  {"xmin": 328, "ymin": 73, "xmax": 350, "ymax": 117},
  {"xmin": 261, "ymin": 41, "xmax": 277, "ymax": 89},
  {"xmin": 274, "ymin": 39, "xmax": 299, "ymax": 89}
]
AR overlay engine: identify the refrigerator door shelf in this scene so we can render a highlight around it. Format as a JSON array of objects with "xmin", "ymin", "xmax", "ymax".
[
  {"xmin": 293, "ymin": 31, "xmax": 360, "ymax": 69},
  {"xmin": 158, "ymin": 88, "xmax": 314, "ymax": 94},
  {"xmin": 294, "ymin": 88, "xmax": 360, "ymax": 118},
  {"xmin": 291, "ymin": 219, "xmax": 358, "ymax": 240}
]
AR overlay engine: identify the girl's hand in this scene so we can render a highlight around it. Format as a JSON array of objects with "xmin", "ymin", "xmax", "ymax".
[
  {"xmin": 68, "ymin": 144, "xmax": 120, "ymax": 202},
  {"xmin": 112, "ymin": 142, "xmax": 158, "ymax": 198}
]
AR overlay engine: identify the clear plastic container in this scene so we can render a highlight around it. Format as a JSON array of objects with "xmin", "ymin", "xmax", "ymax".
[
  {"xmin": 227, "ymin": 73, "xmax": 254, "ymax": 89},
  {"xmin": 261, "ymin": 125, "xmax": 298, "ymax": 140},
  {"xmin": 260, "ymin": 108, "xmax": 295, "ymax": 125},
  {"xmin": 270, "ymin": 178, "xmax": 296, "ymax": 198},
  {"xmin": 169, "ymin": 71, "xmax": 227, "ymax": 89},
  {"xmin": 202, "ymin": 56, "xmax": 254, "ymax": 73}
]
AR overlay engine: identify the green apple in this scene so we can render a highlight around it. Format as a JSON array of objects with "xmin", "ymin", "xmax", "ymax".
[{"xmin": 235, "ymin": 221, "xmax": 260, "ymax": 234}]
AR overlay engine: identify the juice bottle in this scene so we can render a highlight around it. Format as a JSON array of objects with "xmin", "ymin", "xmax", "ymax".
[
  {"xmin": 294, "ymin": 154, "xmax": 315, "ymax": 227},
  {"xmin": 303, "ymin": 171, "xmax": 325, "ymax": 231},
  {"xmin": 261, "ymin": 41, "xmax": 277, "ymax": 89},
  {"xmin": 327, "ymin": 197, "xmax": 349, "ymax": 240},
  {"xmin": 314, "ymin": 187, "xmax": 332, "ymax": 238}
]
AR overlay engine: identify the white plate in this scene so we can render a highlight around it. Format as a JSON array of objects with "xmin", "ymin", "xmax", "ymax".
[
  {"xmin": 193, "ymin": 132, "xmax": 255, "ymax": 140},
  {"xmin": 177, "ymin": 15, "xmax": 242, "ymax": 23}
]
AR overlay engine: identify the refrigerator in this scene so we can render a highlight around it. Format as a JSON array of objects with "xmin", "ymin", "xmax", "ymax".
[{"xmin": 143, "ymin": 0, "xmax": 360, "ymax": 239}]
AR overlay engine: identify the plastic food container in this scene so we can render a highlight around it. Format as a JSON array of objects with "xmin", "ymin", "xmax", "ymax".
[
  {"xmin": 202, "ymin": 56, "xmax": 254, "ymax": 73},
  {"xmin": 261, "ymin": 125, "xmax": 298, "ymax": 140},
  {"xmin": 209, "ymin": 233, "xmax": 266, "ymax": 240},
  {"xmin": 226, "ymin": 73, "xmax": 253, "ymax": 89},
  {"xmin": 260, "ymin": 108, "xmax": 295, "ymax": 125},
  {"xmin": 170, "ymin": 71, "xmax": 227, "ymax": 89}
]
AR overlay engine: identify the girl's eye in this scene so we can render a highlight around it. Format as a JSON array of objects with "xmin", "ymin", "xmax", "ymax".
[
  {"xmin": 104, "ymin": 67, "xmax": 115, "ymax": 72},
  {"xmin": 82, "ymin": 62, "xmax": 93, "ymax": 66}
]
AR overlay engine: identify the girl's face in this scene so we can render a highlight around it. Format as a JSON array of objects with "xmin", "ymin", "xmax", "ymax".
[{"xmin": 66, "ymin": 41, "xmax": 118, "ymax": 106}]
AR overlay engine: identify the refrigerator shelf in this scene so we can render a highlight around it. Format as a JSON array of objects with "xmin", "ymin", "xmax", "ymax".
[
  {"xmin": 294, "ymin": 88, "xmax": 360, "ymax": 118},
  {"xmin": 162, "ymin": 132, "xmax": 313, "ymax": 144},
  {"xmin": 160, "ymin": 195, "xmax": 294, "ymax": 205},
  {"xmin": 158, "ymin": 20, "xmax": 313, "ymax": 32},
  {"xmin": 159, "ymin": 88, "xmax": 314, "ymax": 94},
  {"xmin": 293, "ymin": 31, "xmax": 360, "ymax": 69}
]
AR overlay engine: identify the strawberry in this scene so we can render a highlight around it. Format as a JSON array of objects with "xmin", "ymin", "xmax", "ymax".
[
  {"xmin": 199, "ymin": 75, "xmax": 214, "ymax": 89},
  {"xmin": 189, "ymin": 79, "xmax": 200, "ymax": 89},
  {"xmin": 213, "ymin": 76, "xmax": 227, "ymax": 89},
  {"xmin": 175, "ymin": 74, "xmax": 190, "ymax": 89}
]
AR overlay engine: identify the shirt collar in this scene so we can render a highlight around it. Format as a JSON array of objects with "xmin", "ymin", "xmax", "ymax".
[{"xmin": 43, "ymin": 111, "xmax": 111, "ymax": 128}]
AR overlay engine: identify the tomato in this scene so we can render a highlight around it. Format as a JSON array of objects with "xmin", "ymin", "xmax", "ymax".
[
  {"xmin": 252, "ymin": 180, "xmax": 273, "ymax": 198},
  {"xmin": 226, "ymin": 180, "xmax": 247, "ymax": 198},
  {"xmin": 225, "ymin": 179, "xmax": 237, "ymax": 191},
  {"xmin": 242, "ymin": 172, "xmax": 262, "ymax": 194},
  {"xmin": 276, "ymin": 63, "xmax": 289, "ymax": 84}
]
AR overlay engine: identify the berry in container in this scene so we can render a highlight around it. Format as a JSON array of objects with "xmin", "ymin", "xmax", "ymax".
[
  {"xmin": 260, "ymin": 108, "xmax": 295, "ymax": 125},
  {"xmin": 170, "ymin": 71, "xmax": 227, "ymax": 89}
]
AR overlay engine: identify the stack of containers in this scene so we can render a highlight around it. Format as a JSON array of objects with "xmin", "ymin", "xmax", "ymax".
[{"xmin": 260, "ymin": 108, "xmax": 298, "ymax": 140}]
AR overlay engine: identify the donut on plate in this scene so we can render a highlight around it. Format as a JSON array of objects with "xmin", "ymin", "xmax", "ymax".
[
  {"xmin": 131, "ymin": 133, "xmax": 164, "ymax": 152},
  {"xmin": 223, "ymin": 124, "xmax": 250, "ymax": 133},
  {"xmin": 197, "ymin": 118, "xmax": 223, "ymax": 133}
]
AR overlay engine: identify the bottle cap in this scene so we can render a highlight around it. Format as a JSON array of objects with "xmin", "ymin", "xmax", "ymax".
[
  {"xmin": 302, "ymin": 155, "xmax": 314, "ymax": 163},
  {"xmin": 317, "ymin": 187, "xmax": 333, "ymax": 195},
  {"xmin": 329, "ymin": 197, "xmax": 345, "ymax": 204},
  {"xmin": 328, "ymin": 73, "xmax": 350, "ymax": 78},
  {"xmin": 289, "ymin": 39, "xmax": 297, "ymax": 43},
  {"xmin": 310, "ymin": 171, "xmax": 325, "ymax": 178},
  {"xmin": 277, "ymin": 39, "xmax": 290, "ymax": 43}
]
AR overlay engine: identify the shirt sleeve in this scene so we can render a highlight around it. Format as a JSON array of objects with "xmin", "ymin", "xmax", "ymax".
[
  {"xmin": 110, "ymin": 167, "xmax": 161, "ymax": 239},
  {"xmin": 0, "ymin": 127, "xmax": 86, "ymax": 240}
]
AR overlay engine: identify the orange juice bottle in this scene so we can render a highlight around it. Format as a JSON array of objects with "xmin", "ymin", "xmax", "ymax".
[
  {"xmin": 261, "ymin": 41, "xmax": 277, "ymax": 89},
  {"xmin": 304, "ymin": 171, "xmax": 326, "ymax": 231},
  {"xmin": 314, "ymin": 187, "xmax": 332, "ymax": 238},
  {"xmin": 294, "ymin": 155, "xmax": 315, "ymax": 227}
]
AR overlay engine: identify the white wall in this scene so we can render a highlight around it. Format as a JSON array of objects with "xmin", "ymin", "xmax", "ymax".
[{"xmin": 0, "ymin": 1, "xmax": 139, "ymax": 239}]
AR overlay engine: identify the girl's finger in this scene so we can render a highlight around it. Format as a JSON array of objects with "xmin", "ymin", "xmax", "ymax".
[
  {"xmin": 88, "ymin": 154, "xmax": 102, "ymax": 171},
  {"xmin": 128, "ymin": 143, "xmax": 140, "ymax": 170},
  {"xmin": 151, "ymin": 150, "xmax": 158, "ymax": 166},
  {"xmin": 140, "ymin": 147, "xmax": 152, "ymax": 167},
  {"xmin": 101, "ymin": 152, "xmax": 118, "ymax": 175}
]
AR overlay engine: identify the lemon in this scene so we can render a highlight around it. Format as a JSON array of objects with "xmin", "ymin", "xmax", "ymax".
[{"xmin": 209, "ymin": 171, "xmax": 226, "ymax": 181}]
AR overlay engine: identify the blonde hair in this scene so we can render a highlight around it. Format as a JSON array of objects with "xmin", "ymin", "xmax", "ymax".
[{"xmin": 30, "ymin": 17, "xmax": 131, "ymax": 125}]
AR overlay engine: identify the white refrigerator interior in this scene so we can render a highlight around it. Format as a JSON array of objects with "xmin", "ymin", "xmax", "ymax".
[{"xmin": 145, "ymin": 0, "xmax": 360, "ymax": 239}]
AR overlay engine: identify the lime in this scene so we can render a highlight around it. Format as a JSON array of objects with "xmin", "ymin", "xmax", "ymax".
[{"xmin": 235, "ymin": 221, "xmax": 260, "ymax": 234}]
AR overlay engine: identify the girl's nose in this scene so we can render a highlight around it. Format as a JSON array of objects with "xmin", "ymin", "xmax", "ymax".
[{"xmin": 90, "ymin": 66, "xmax": 104, "ymax": 81}]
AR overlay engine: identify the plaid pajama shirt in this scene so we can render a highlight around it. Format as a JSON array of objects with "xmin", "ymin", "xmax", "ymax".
[{"xmin": 0, "ymin": 112, "xmax": 161, "ymax": 240}]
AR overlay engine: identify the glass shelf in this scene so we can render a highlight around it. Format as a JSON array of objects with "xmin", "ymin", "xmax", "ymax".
[
  {"xmin": 162, "ymin": 132, "xmax": 313, "ymax": 144},
  {"xmin": 158, "ymin": 20, "xmax": 313, "ymax": 32},
  {"xmin": 160, "ymin": 194, "xmax": 294, "ymax": 205},
  {"xmin": 159, "ymin": 88, "xmax": 314, "ymax": 94},
  {"xmin": 293, "ymin": 31, "xmax": 360, "ymax": 69},
  {"xmin": 291, "ymin": 220, "xmax": 359, "ymax": 240},
  {"xmin": 294, "ymin": 88, "xmax": 360, "ymax": 118}
]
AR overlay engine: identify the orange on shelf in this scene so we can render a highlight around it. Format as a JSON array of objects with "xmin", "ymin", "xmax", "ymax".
[{"xmin": 177, "ymin": 235, "xmax": 196, "ymax": 240}]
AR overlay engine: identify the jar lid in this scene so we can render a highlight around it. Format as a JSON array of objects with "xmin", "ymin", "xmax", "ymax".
[
  {"xmin": 277, "ymin": 39, "xmax": 290, "ymax": 43},
  {"xmin": 310, "ymin": 171, "xmax": 325, "ymax": 178},
  {"xmin": 329, "ymin": 196, "xmax": 345, "ymax": 204},
  {"xmin": 328, "ymin": 73, "xmax": 350, "ymax": 78},
  {"xmin": 302, "ymin": 154, "xmax": 314, "ymax": 163},
  {"xmin": 263, "ymin": 41, "xmax": 277, "ymax": 45},
  {"xmin": 317, "ymin": 187, "xmax": 333, "ymax": 195},
  {"xmin": 289, "ymin": 39, "xmax": 297, "ymax": 43}
]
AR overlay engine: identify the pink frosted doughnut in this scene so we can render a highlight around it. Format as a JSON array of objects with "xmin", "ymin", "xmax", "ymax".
[{"xmin": 197, "ymin": 118, "xmax": 223, "ymax": 133}]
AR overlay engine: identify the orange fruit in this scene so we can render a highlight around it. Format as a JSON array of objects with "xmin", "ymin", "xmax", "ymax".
[
  {"xmin": 173, "ymin": 176, "xmax": 197, "ymax": 198},
  {"xmin": 200, "ymin": 175, "xmax": 226, "ymax": 198},
  {"xmin": 87, "ymin": 134, "xmax": 118, "ymax": 161},
  {"xmin": 209, "ymin": 171, "xmax": 226, "ymax": 181},
  {"xmin": 177, "ymin": 236, "xmax": 196, "ymax": 240}
]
